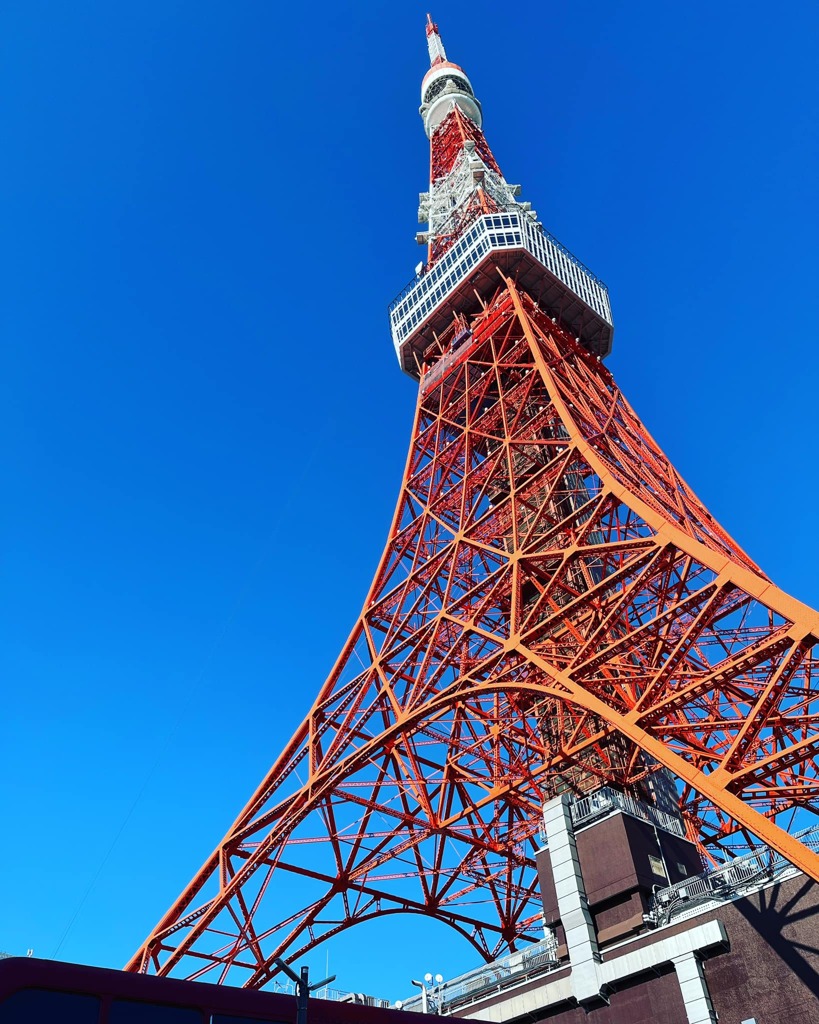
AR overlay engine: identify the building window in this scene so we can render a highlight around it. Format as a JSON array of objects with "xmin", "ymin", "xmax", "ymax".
[
  {"xmin": 0, "ymin": 987, "xmax": 100, "ymax": 1023},
  {"xmin": 109, "ymin": 1000, "xmax": 204, "ymax": 1024}
]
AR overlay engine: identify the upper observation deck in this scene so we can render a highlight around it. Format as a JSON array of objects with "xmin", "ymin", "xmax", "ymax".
[{"xmin": 389, "ymin": 210, "xmax": 613, "ymax": 379}]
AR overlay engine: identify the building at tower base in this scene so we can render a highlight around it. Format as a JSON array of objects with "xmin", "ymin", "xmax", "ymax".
[{"xmin": 398, "ymin": 792, "xmax": 819, "ymax": 1024}]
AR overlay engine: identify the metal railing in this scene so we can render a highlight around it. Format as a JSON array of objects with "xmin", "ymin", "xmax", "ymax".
[
  {"xmin": 570, "ymin": 787, "xmax": 686, "ymax": 838},
  {"xmin": 649, "ymin": 823, "xmax": 819, "ymax": 925},
  {"xmin": 537, "ymin": 788, "xmax": 687, "ymax": 846},
  {"xmin": 267, "ymin": 979, "xmax": 391, "ymax": 1008},
  {"xmin": 398, "ymin": 933, "xmax": 560, "ymax": 1014}
]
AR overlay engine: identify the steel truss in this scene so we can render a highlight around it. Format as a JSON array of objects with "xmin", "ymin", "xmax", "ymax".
[{"xmin": 129, "ymin": 280, "xmax": 819, "ymax": 986}]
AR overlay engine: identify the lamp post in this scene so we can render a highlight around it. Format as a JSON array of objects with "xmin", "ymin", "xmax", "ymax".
[
  {"xmin": 430, "ymin": 973, "xmax": 444, "ymax": 1013},
  {"xmin": 411, "ymin": 972, "xmax": 445, "ymax": 1014},
  {"xmin": 273, "ymin": 958, "xmax": 336, "ymax": 1024},
  {"xmin": 410, "ymin": 979, "xmax": 428, "ymax": 1013}
]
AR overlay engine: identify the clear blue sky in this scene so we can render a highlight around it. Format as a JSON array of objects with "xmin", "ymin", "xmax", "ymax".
[{"xmin": 2, "ymin": 0, "xmax": 818, "ymax": 1001}]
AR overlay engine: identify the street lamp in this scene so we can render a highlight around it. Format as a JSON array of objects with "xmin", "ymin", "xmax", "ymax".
[
  {"xmin": 410, "ymin": 979, "xmax": 428, "ymax": 1013},
  {"xmin": 413, "ymin": 972, "xmax": 445, "ymax": 1014},
  {"xmin": 273, "ymin": 958, "xmax": 336, "ymax": 1024}
]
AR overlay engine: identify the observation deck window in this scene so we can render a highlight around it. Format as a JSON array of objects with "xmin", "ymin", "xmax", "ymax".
[{"xmin": 389, "ymin": 210, "xmax": 612, "ymax": 363}]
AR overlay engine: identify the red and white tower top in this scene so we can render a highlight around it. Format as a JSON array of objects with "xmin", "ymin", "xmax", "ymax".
[
  {"xmin": 421, "ymin": 14, "xmax": 483, "ymax": 135},
  {"xmin": 389, "ymin": 16, "xmax": 614, "ymax": 379}
]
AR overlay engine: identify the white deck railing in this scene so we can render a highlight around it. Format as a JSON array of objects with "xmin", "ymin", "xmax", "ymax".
[
  {"xmin": 397, "ymin": 932, "xmax": 560, "ymax": 1014},
  {"xmin": 389, "ymin": 211, "xmax": 612, "ymax": 358},
  {"xmin": 649, "ymin": 822, "xmax": 819, "ymax": 925}
]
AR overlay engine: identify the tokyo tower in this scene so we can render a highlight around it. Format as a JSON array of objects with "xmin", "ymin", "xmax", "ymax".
[{"xmin": 128, "ymin": 16, "xmax": 819, "ymax": 986}]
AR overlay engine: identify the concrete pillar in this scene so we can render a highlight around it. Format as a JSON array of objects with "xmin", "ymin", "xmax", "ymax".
[
  {"xmin": 672, "ymin": 951, "xmax": 717, "ymax": 1024},
  {"xmin": 541, "ymin": 795, "xmax": 602, "ymax": 1004}
]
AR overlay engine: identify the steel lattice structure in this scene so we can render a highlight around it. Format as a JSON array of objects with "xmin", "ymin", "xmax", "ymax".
[{"xmin": 128, "ymin": 16, "xmax": 819, "ymax": 987}]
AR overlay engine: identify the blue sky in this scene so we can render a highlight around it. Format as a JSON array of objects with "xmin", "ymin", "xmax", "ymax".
[{"xmin": 2, "ymin": 0, "xmax": 818, "ymax": 1001}]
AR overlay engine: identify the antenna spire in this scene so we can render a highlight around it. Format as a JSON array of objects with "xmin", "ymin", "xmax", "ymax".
[{"xmin": 426, "ymin": 13, "xmax": 447, "ymax": 66}]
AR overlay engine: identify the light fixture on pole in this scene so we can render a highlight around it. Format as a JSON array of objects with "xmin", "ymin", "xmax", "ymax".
[
  {"xmin": 418, "ymin": 972, "xmax": 445, "ymax": 1014},
  {"xmin": 410, "ymin": 979, "xmax": 428, "ymax": 1014},
  {"xmin": 273, "ymin": 958, "xmax": 336, "ymax": 1024}
]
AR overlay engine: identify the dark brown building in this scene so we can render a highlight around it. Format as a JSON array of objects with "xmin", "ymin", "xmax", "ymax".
[{"xmin": 443, "ymin": 792, "xmax": 819, "ymax": 1024}]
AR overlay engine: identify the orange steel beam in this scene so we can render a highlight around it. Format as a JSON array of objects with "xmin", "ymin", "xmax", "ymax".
[{"xmin": 127, "ymin": 279, "xmax": 819, "ymax": 987}]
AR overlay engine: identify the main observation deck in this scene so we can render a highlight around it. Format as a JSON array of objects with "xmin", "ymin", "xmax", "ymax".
[{"xmin": 389, "ymin": 210, "xmax": 613, "ymax": 379}]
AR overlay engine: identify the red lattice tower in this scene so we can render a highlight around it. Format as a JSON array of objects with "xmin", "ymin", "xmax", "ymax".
[{"xmin": 128, "ymin": 16, "xmax": 819, "ymax": 986}]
